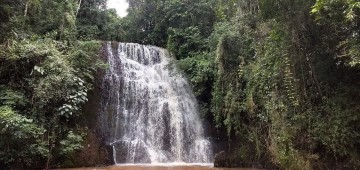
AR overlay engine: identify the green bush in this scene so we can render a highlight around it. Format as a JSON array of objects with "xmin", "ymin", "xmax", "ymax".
[{"xmin": 0, "ymin": 106, "xmax": 48, "ymax": 166}]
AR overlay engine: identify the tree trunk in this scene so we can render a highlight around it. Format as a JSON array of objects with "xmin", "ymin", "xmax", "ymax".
[
  {"xmin": 24, "ymin": 0, "xmax": 28, "ymax": 17},
  {"xmin": 75, "ymin": 0, "xmax": 82, "ymax": 18}
]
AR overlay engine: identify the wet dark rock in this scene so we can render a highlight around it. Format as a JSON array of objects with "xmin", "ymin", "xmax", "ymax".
[
  {"xmin": 213, "ymin": 151, "xmax": 244, "ymax": 168},
  {"xmin": 214, "ymin": 151, "xmax": 227, "ymax": 167}
]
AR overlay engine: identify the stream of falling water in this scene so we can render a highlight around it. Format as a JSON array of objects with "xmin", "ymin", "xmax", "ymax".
[{"xmin": 99, "ymin": 42, "xmax": 212, "ymax": 164}]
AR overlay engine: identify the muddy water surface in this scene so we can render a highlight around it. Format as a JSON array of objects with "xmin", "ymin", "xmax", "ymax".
[{"xmin": 62, "ymin": 165, "xmax": 259, "ymax": 170}]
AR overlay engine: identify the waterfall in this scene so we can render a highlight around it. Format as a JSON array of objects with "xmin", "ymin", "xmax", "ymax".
[{"xmin": 99, "ymin": 42, "xmax": 212, "ymax": 164}]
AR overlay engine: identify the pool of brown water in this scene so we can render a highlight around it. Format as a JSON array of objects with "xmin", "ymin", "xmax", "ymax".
[{"xmin": 59, "ymin": 164, "xmax": 259, "ymax": 170}]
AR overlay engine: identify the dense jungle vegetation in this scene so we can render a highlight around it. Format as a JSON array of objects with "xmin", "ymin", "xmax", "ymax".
[
  {"xmin": 0, "ymin": 0, "xmax": 117, "ymax": 168},
  {"xmin": 124, "ymin": 0, "xmax": 360, "ymax": 169},
  {"xmin": 1, "ymin": 0, "xmax": 359, "ymax": 169}
]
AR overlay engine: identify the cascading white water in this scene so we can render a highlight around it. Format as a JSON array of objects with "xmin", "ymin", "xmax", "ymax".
[{"xmin": 99, "ymin": 42, "xmax": 212, "ymax": 164}]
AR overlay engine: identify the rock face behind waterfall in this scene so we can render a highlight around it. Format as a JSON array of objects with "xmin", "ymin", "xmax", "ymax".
[{"xmin": 98, "ymin": 42, "xmax": 212, "ymax": 164}]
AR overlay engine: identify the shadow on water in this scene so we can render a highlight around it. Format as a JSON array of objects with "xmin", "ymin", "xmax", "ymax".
[{"xmin": 57, "ymin": 164, "xmax": 261, "ymax": 170}]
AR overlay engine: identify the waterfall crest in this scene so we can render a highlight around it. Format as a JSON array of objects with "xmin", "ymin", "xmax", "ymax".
[{"xmin": 99, "ymin": 42, "xmax": 212, "ymax": 164}]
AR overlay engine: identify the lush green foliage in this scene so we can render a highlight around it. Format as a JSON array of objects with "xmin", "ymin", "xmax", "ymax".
[
  {"xmin": 0, "ymin": 38, "xmax": 101, "ymax": 168},
  {"xmin": 122, "ymin": 0, "xmax": 360, "ymax": 169},
  {"xmin": 1, "ymin": 0, "xmax": 359, "ymax": 169},
  {"xmin": 0, "ymin": 106, "xmax": 48, "ymax": 166},
  {"xmin": 0, "ymin": 0, "xmax": 111, "ymax": 168},
  {"xmin": 311, "ymin": 0, "xmax": 360, "ymax": 67}
]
